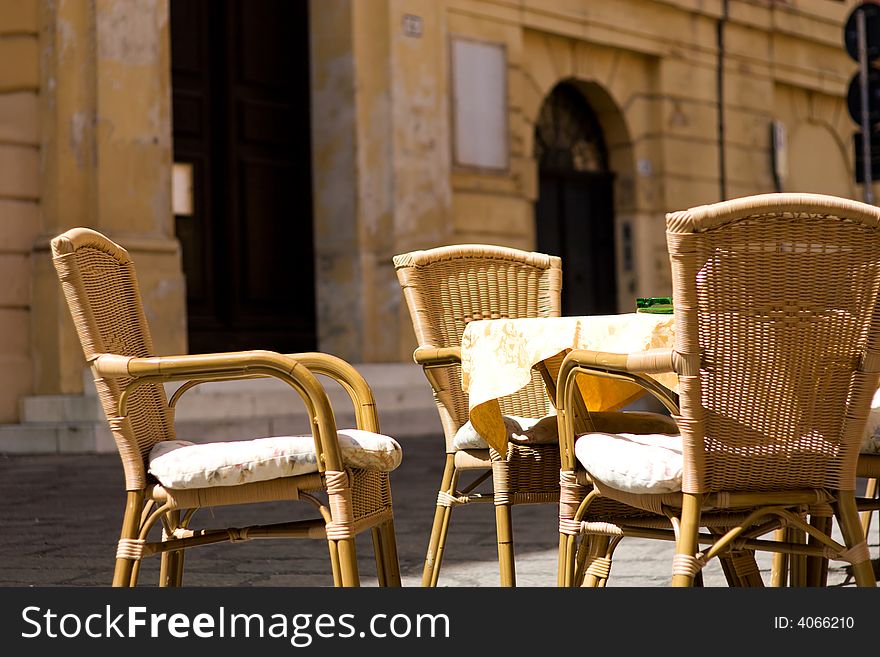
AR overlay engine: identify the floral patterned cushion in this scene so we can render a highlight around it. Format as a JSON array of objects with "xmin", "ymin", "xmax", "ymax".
[
  {"xmin": 148, "ymin": 429, "xmax": 402, "ymax": 490},
  {"xmin": 451, "ymin": 414, "xmax": 557, "ymax": 450},
  {"xmin": 575, "ymin": 432, "xmax": 683, "ymax": 495},
  {"xmin": 860, "ymin": 389, "xmax": 880, "ymax": 455}
]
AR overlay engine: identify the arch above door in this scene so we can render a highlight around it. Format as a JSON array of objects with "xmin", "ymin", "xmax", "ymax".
[{"xmin": 534, "ymin": 81, "xmax": 618, "ymax": 316}]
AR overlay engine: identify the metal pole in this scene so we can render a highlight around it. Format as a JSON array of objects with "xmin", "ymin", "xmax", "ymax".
[{"xmin": 859, "ymin": 8, "xmax": 874, "ymax": 204}]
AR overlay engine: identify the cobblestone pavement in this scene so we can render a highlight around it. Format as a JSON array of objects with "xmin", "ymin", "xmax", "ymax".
[{"xmin": 0, "ymin": 437, "xmax": 875, "ymax": 588}]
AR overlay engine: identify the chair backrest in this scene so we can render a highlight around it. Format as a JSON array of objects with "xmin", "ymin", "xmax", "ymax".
[
  {"xmin": 51, "ymin": 228, "xmax": 174, "ymax": 489},
  {"xmin": 394, "ymin": 244, "xmax": 562, "ymax": 450},
  {"xmin": 666, "ymin": 193, "xmax": 880, "ymax": 494}
]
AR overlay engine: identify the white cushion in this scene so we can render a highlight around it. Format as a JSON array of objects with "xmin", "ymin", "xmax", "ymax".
[
  {"xmin": 148, "ymin": 429, "xmax": 402, "ymax": 490},
  {"xmin": 452, "ymin": 414, "xmax": 558, "ymax": 451},
  {"xmin": 576, "ymin": 393, "xmax": 880, "ymax": 495},
  {"xmin": 860, "ymin": 389, "xmax": 880, "ymax": 455},
  {"xmin": 575, "ymin": 432, "xmax": 683, "ymax": 495}
]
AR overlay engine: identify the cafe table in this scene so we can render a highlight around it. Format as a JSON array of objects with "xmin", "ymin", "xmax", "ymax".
[{"xmin": 460, "ymin": 312, "xmax": 678, "ymax": 454}]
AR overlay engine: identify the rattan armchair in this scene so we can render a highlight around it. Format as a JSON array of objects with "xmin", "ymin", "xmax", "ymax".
[
  {"xmin": 51, "ymin": 227, "xmax": 401, "ymax": 587},
  {"xmin": 394, "ymin": 244, "xmax": 676, "ymax": 586},
  {"xmin": 557, "ymin": 193, "xmax": 880, "ymax": 587}
]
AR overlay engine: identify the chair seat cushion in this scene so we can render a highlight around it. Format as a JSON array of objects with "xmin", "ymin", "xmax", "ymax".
[
  {"xmin": 148, "ymin": 429, "xmax": 402, "ymax": 490},
  {"xmin": 860, "ymin": 389, "xmax": 880, "ymax": 455},
  {"xmin": 452, "ymin": 414, "xmax": 558, "ymax": 451},
  {"xmin": 575, "ymin": 432, "xmax": 683, "ymax": 495},
  {"xmin": 578, "ymin": 417, "xmax": 880, "ymax": 496}
]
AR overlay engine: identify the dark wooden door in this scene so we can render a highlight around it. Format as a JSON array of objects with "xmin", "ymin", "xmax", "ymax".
[
  {"xmin": 170, "ymin": 0, "xmax": 316, "ymax": 354},
  {"xmin": 534, "ymin": 83, "xmax": 617, "ymax": 316},
  {"xmin": 536, "ymin": 170, "xmax": 617, "ymax": 316}
]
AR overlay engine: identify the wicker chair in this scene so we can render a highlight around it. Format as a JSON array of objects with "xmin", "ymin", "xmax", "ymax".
[
  {"xmin": 557, "ymin": 193, "xmax": 880, "ymax": 587},
  {"xmin": 51, "ymin": 227, "xmax": 401, "ymax": 587},
  {"xmin": 394, "ymin": 244, "xmax": 676, "ymax": 586}
]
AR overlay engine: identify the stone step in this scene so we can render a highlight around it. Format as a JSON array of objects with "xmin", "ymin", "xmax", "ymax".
[
  {"xmin": 0, "ymin": 422, "xmax": 115, "ymax": 453},
  {"xmin": 20, "ymin": 363, "xmax": 435, "ymax": 421}
]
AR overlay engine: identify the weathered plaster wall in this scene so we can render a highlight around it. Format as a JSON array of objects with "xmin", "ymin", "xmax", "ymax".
[
  {"xmin": 31, "ymin": 0, "xmax": 185, "ymax": 405},
  {"xmin": 311, "ymin": 0, "xmax": 453, "ymax": 362},
  {"xmin": 0, "ymin": 0, "xmax": 40, "ymax": 421}
]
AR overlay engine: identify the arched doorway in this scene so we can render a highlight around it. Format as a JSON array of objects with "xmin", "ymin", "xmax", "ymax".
[{"xmin": 534, "ymin": 82, "xmax": 617, "ymax": 315}]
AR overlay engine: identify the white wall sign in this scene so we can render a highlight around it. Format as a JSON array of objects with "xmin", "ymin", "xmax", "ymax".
[
  {"xmin": 402, "ymin": 14, "xmax": 422, "ymax": 38},
  {"xmin": 450, "ymin": 37, "xmax": 508, "ymax": 170},
  {"xmin": 172, "ymin": 162, "xmax": 193, "ymax": 216}
]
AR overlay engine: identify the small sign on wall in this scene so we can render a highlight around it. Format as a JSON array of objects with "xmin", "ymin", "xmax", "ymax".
[
  {"xmin": 450, "ymin": 37, "xmax": 508, "ymax": 171},
  {"xmin": 172, "ymin": 162, "xmax": 193, "ymax": 216},
  {"xmin": 402, "ymin": 14, "xmax": 422, "ymax": 38}
]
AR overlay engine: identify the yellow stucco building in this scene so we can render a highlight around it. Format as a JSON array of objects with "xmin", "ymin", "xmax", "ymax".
[{"xmin": 0, "ymin": 0, "xmax": 870, "ymax": 448}]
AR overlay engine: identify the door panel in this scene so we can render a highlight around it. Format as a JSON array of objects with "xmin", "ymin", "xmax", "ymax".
[
  {"xmin": 171, "ymin": 0, "xmax": 316, "ymax": 354},
  {"xmin": 536, "ymin": 170, "xmax": 617, "ymax": 316}
]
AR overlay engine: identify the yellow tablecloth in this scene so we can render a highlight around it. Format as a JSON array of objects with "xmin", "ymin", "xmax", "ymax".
[{"xmin": 460, "ymin": 313, "xmax": 677, "ymax": 453}]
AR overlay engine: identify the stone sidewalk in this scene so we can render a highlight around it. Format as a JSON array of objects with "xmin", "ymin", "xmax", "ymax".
[{"xmin": 0, "ymin": 433, "xmax": 874, "ymax": 588}]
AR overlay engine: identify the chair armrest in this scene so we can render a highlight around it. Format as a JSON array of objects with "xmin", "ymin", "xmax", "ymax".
[
  {"xmin": 92, "ymin": 350, "xmax": 348, "ymax": 471},
  {"xmin": 564, "ymin": 347, "xmax": 676, "ymax": 375},
  {"xmin": 412, "ymin": 346, "xmax": 461, "ymax": 367},
  {"xmin": 286, "ymin": 352, "xmax": 380, "ymax": 433},
  {"xmin": 555, "ymin": 347, "xmax": 680, "ymax": 470},
  {"xmin": 558, "ymin": 347, "xmax": 679, "ymax": 413}
]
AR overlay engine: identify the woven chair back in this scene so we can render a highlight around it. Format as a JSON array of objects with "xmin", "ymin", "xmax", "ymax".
[
  {"xmin": 51, "ymin": 228, "xmax": 174, "ymax": 489},
  {"xmin": 394, "ymin": 244, "xmax": 562, "ymax": 449},
  {"xmin": 666, "ymin": 193, "xmax": 880, "ymax": 494}
]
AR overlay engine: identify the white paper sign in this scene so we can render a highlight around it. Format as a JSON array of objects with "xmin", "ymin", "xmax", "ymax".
[{"xmin": 451, "ymin": 38, "xmax": 508, "ymax": 170}]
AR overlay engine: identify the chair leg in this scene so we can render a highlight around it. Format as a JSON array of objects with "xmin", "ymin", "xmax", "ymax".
[
  {"xmin": 371, "ymin": 527, "xmax": 387, "ymax": 586},
  {"xmin": 159, "ymin": 551, "xmax": 185, "ymax": 587},
  {"xmin": 713, "ymin": 526, "xmax": 763, "ymax": 587},
  {"xmin": 805, "ymin": 514, "xmax": 832, "ymax": 587},
  {"xmin": 712, "ymin": 528, "xmax": 742, "ymax": 587},
  {"xmin": 573, "ymin": 535, "xmax": 593, "ymax": 586},
  {"xmin": 861, "ymin": 477, "xmax": 877, "ymax": 538},
  {"xmin": 372, "ymin": 519, "xmax": 401, "ymax": 587},
  {"xmin": 770, "ymin": 528, "xmax": 789, "ymax": 586},
  {"xmin": 112, "ymin": 491, "xmax": 145, "ymax": 587},
  {"xmin": 159, "ymin": 509, "xmax": 185, "ymax": 587},
  {"xmin": 729, "ymin": 551, "xmax": 763, "ymax": 587},
  {"xmin": 422, "ymin": 455, "xmax": 458, "ymax": 587},
  {"xmin": 382, "ymin": 518, "xmax": 402, "ymax": 587},
  {"xmin": 327, "ymin": 539, "xmax": 342, "ymax": 586},
  {"xmin": 129, "ymin": 561, "xmax": 142, "ymax": 587},
  {"xmin": 716, "ymin": 554, "xmax": 740, "ymax": 587},
  {"xmin": 495, "ymin": 501, "xmax": 516, "ymax": 586},
  {"xmin": 558, "ymin": 533, "xmax": 577, "ymax": 587},
  {"xmin": 579, "ymin": 536, "xmax": 611, "ymax": 587},
  {"xmin": 787, "ymin": 526, "xmax": 807, "ymax": 586},
  {"xmin": 835, "ymin": 491, "xmax": 876, "ymax": 587},
  {"xmin": 491, "ymin": 456, "xmax": 516, "ymax": 587},
  {"xmin": 671, "ymin": 493, "xmax": 702, "ymax": 587},
  {"xmin": 336, "ymin": 537, "xmax": 361, "ymax": 587}
]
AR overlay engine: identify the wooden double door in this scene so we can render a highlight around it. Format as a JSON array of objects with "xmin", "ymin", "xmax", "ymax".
[
  {"xmin": 170, "ymin": 0, "xmax": 316, "ymax": 354},
  {"xmin": 535, "ymin": 169, "xmax": 617, "ymax": 317}
]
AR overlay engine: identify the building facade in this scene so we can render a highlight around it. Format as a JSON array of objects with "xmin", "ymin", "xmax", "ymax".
[{"xmin": 0, "ymin": 0, "xmax": 865, "ymax": 446}]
